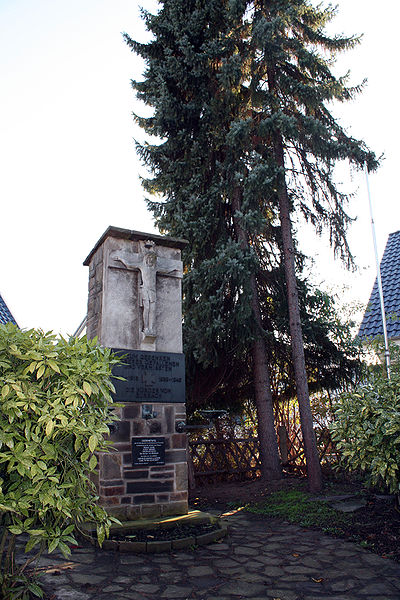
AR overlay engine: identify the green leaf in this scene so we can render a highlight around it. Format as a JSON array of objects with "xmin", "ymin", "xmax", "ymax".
[
  {"xmin": 2, "ymin": 384, "xmax": 10, "ymax": 398},
  {"xmin": 25, "ymin": 536, "xmax": 41, "ymax": 553},
  {"xmin": 97, "ymin": 527, "xmax": 105, "ymax": 547},
  {"xmin": 83, "ymin": 381, "xmax": 92, "ymax": 396},
  {"xmin": 89, "ymin": 454, "xmax": 97, "ymax": 470},
  {"xmin": 58, "ymin": 540, "xmax": 71, "ymax": 557},
  {"xmin": 46, "ymin": 420, "xmax": 54, "ymax": 437},
  {"xmin": 63, "ymin": 524, "xmax": 75, "ymax": 535},
  {"xmin": 88, "ymin": 435, "xmax": 97, "ymax": 454},
  {"xmin": 28, "ymin": 582, "xmax": 44, "ymax": 598},
  {"xmin": 8, "ymin": 526, "xmax": 23, "ymax": 535},
  {"xmin": 48, "ymin": 538, "xmax": 59, "ymax": 554},
  {"xmin": 37, "ymin": 364, "xmax": 45, "ymax": 379},
  {"xmin": 27, "ymin": 529, "xmax": 46, "ymax": 535},
  {"xmin": 47, "ymin": 360, "xmax": 61, "ymax": 373}
]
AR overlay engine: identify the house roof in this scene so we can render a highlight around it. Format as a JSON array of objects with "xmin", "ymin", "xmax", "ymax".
[
  {"xmin": 358, "ymin": 230, "xmax": 400, "ymax": 339},
  {"xmin": 0, "ymin": 294, "xmax": 18, "ymax": 326}
]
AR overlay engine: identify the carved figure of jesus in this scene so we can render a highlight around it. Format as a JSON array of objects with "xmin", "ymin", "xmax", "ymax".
[
  {"xmin": 139, "ymin": 241, "xmax": 157, "ymax": 335},
  {"xmin": 113, "ymin": 240, "xmax": 180, "ymax": 340}
]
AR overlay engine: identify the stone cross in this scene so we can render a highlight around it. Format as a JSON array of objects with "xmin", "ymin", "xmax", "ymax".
[{"xmin": 109, "ymin": 239, "xmax": 183, "ymax": 346}]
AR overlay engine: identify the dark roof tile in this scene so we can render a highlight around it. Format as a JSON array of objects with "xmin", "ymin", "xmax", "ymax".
[
  {"xmin": 0, "ymin": 294, "xmax": 18, "ymax": 326},
  {"xmin": 359, "ymin": 230, "xmax": 400, "ymax": 339}
]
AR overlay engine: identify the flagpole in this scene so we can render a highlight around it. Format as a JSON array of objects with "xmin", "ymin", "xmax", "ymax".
[{"xmin": 364, "ymin": 163, "xmax": 391, "ymax": 379}]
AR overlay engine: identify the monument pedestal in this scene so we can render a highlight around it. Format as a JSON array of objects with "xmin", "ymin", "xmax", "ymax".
[{"xmin": 84, "ymin": 227, "xmax": 189, "ymax": 520}]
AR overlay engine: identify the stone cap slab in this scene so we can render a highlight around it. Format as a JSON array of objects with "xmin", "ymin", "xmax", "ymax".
[{"xmin": 83, "ymin": 226, "xmax": 189, "ymax": 266}]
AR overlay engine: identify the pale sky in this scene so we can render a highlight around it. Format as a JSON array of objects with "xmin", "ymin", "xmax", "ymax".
[{"xmin": 1, "ymin": 0, "xmax": 399, "ymax": 334}]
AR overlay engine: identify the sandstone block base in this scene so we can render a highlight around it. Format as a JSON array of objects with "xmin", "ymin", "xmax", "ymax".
[{"xmin": 98, "ymin": 402, "xmax": 188, "ymax": 520}]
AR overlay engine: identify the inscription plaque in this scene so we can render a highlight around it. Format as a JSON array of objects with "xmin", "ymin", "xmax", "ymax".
[
  {"xmin": 112, "ymin": 348, "xmax": 185, "ymax": 403},
  {"xmin": 132, "ymin": 437, "xmax": 165, "ymax": 466}
]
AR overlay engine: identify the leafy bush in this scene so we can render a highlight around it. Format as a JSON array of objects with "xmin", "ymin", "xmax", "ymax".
[
  {"xmin": 0, "ymin": 324, "xmax": 120, "ymax": 598},
  {"xmin": 331, "ymin": 364, "xmax": 400, "ymax": 494}
]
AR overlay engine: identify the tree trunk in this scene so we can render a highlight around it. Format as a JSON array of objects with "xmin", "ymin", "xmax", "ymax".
[
  {"xmin": 274, "ymin": 134, "xmax": 323, "ymax": 493},
  {"xmin": 232, "ymin": 188, "xmax": 282, "ymax": 482}
]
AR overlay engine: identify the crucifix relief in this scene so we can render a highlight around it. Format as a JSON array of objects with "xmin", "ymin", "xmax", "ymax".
[{"xmin": 109, "ymin": 239, "xmax": 183, "ymax": 348}]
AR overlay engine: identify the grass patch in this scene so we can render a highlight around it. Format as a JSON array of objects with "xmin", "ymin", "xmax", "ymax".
[{"xmin": 246, "ymin": 490, "xmax": 350, "ymax": 534}]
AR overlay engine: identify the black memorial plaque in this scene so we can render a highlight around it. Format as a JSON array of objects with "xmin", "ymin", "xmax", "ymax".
[
  {"xmin": 132, "ymin": 437, "xmax": 165, "ymax": 466},
  {"xmin": 111, "ymin": 349, "xmax": 185, "ymax": 403}
]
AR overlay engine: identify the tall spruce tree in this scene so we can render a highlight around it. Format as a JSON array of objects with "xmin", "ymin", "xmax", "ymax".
[
  {"xmin": 125, "ymin": 0, "xmax": 283, "ymax": 481},
  {"xmin": 235, "ymin": 0, "xmax": 377, "ymax": 491},
  {"xmin": 125, "ymin": 0, "xmax": 377, "ymax": 490}
]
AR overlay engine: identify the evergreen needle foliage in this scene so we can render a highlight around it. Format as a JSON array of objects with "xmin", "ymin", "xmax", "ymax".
[{"xmin": 125, "ymin": 0, "xmax": 377, "ymax": 485}]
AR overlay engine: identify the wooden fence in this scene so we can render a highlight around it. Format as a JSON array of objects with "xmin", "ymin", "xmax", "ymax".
[
  {"xmin": 188, "ymin": 426, "xmax": 337, "ymax": 485},
  {"xmin": 188, "ymin": 437, "xmax": 261, "ymax": 484}
]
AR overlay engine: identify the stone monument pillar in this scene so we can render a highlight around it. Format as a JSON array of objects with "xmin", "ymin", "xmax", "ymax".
[{"xmin": 84, "ymin": 226, "xmax": 188, "ymax": 520}]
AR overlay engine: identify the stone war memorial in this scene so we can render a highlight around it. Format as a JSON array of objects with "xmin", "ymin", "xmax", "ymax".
[{"xmin": 84, "ymin": 226, "xmax": 188, "ymax": 520}]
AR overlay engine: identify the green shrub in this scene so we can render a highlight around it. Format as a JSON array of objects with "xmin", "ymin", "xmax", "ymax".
[
  {"xmin": 0, "ymin": 324, "xmax": 120, "ymax": 598},
  {"xmin": 331, "ymin": 368, "xmax": 400, "ymax": 494}
]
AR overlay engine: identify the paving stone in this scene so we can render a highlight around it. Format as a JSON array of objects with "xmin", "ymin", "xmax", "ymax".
[
  {"xmin": 361, "ymin": 553, "xmax": 390, "ymax": 566},
  {"xmin": 234, "ymin": 546, "xmax": 260, "ymax": 556},
  {"xmin": 187, "ymin": 565, "xmax": 214, "ymax": 576},
  {"xmin": 41, "ymin": 573, "xmax": 70, "ymax": 586},
  {"xmin": 388, "ymin": 576, "xmax": 400, "ymax": 590},
  {"xmin": 69, "ymin": 573, "xmax": 106, "ymax": 584},
  {"xmin": 134, "ymin": 575, "xmax": 153, "ymax": 583},
  {"xmin": 265, "ymin": 589, "xmax": 300, "ymax": 600},
  {"xmin": 237, "ymin": 572, "xmax": 266, "ymax": 583},
  {"xmin": 285, "ymin": 544, "xmax": 314, "ymax": 552},
  {"xmin": 160, "ymin": 585, "xmax": 194, "ymax": 597},
  {"xmin": 54, "ymin": 589, "xmax": 90, "ymax": 600},
  {"xmin": 66, "ymin": 554, "xmax": 95, "ymax": 564},
  {"xmin": 172, "ymin": 553, "xmax": 197, "ymax": 560},
  {"xmin": 332, "ymin": 548, "xmax": 360, "ymax": 558},
  {"xmin": 297, "ymin": 557, "xmax": 323, "ymax": 568},
  {"xmin": 102, "ymin": 585, "xmax": 124, "ymax": 592},
  {"xmin": 252, "ymin": 555, "xmax": 283, "ymax": 565},
  {"xmin": 303, "ymin": 595, "xmax": 355, "ymax": 600},
  {"xmin": 245, "ymin": 541, "xmax": 265, "ymax": 547},
  {"xmin": 284, "ymin": 565, "xmax": 319, "ymax": 575},
  {"xmin": 118, "ymin": 565, "xmax": 153, "ymax": 574},
  {"xmin": 207, "ymin": 542, "xmax": 231, "ymax": 551},
  {"xmin": 328, "ymin": 579, "xmax": 358, "ymax": 592},
  {"xmin": 329, "ymin": 498, "xmax": 367, "ymax": 512},
  {"xmin": 215, "ymin": 566, "xmax": 246, "ymax": 576},
  {"xmin": 118, "ymin": 594, "xmax": 148, "ymax": 600},
  {"xmin": 359, "ymin": 582, "xmax": 398, "ymax": 595},
  {"xmin": 259, "ymin": 543, "xmax": 283, "ymax": 552},
  {"xmin": 134, "ymin": 584, "xmax": 161, "ymax": 594},
  {"xmin": 120, "ymin": 555, "xmax": 146, "ymax": 564},
  {"xmin": 212, "ymin": 558, "xmax": 241, "ymax": 568},
  {"xmin": 281, "ymin": 574, "xmax": 309, "ymax": 582},
  {"xmin": 262, "ymin": 566, "xmax": 286, "ymax": 577},
  {"xmin": 150, "ymin": 555, "xmax": 174, "ymax": 563},
  {"xmin": 189, "ymin": 575, "xmax": 223, "ymax": 589},
  {"xmin": 218, "ymin": 582, "xmax": 267, "ymax": 596},
  {"xmin": 159, "ymin": 574, "xmax": 182, "ymax": 584}
]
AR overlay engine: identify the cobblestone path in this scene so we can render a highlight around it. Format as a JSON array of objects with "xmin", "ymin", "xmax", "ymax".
[{"xmin": 38, "ymin": 510, "xmax": 400, "ymax": 600}]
